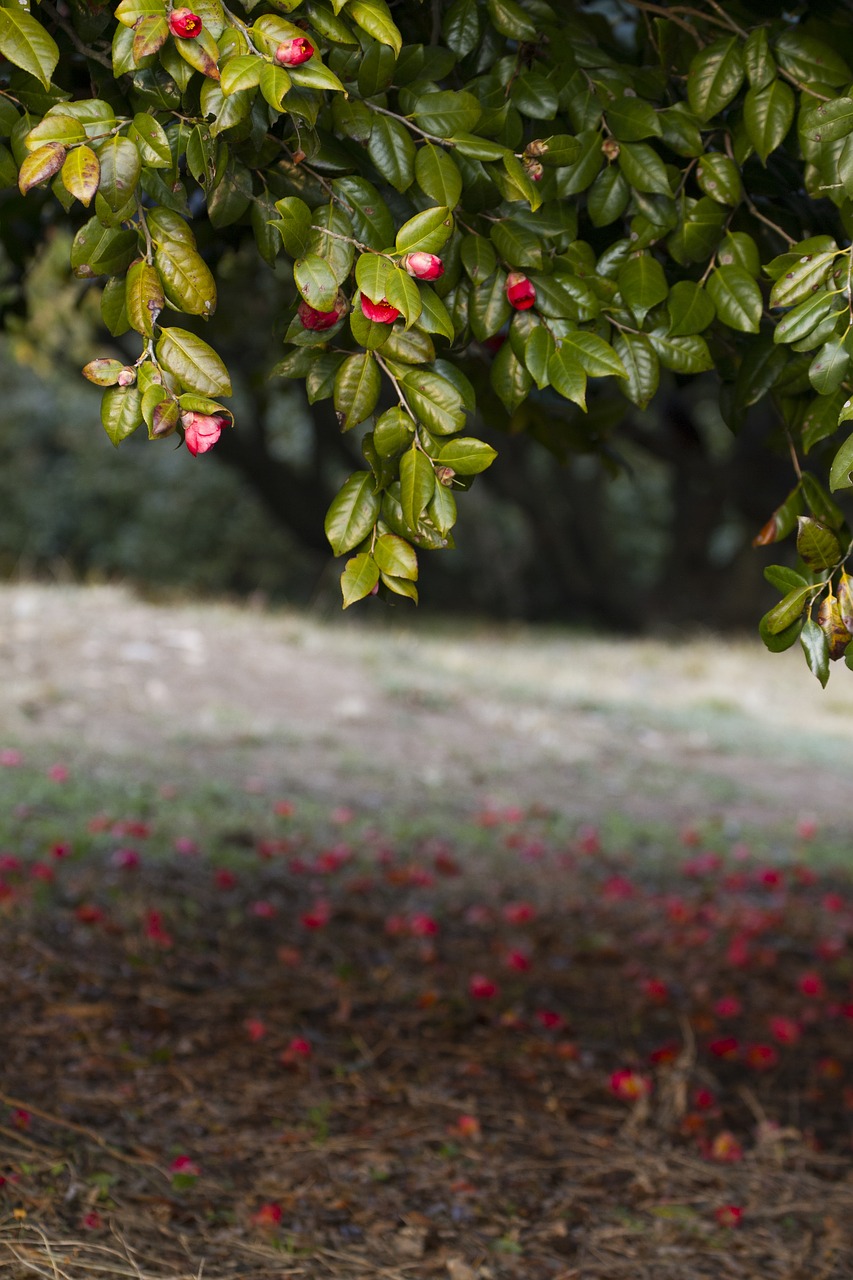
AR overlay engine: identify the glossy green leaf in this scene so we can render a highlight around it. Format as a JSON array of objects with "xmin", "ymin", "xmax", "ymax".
[
  {"xmin": 617, "ymin": 142, "xmax": 671, "ymax": 195},
  {"xmin": 374, "ymin": 532, "xmax": 418, "ymax": 579},
  {"xmin": 220, "ymin": 54, "xmax": 262, "ymax": 95},
  {"xmin": 415, "ymin": 144, "xmax": 462, "ymax": 207},
  {"xmin": 769, "ymin": 248, "xmax": 839, "ymax": 309},
  {"xmin": 548, "ymin": 347, "xmax": 587, "ymax": 409},
  {"xmin": 412, "ymin": 91, "xmax": 481, "ymax": 137},
  {"xmin": 101, "ymin": 384, "xmax": 143, "ymax": 446},
  {"xmin": 617, "ymin": 253, "xmax": 668, "ymax": 323},
  {"xmin": 395, "ymin": 206, "xmax": 453, "ymax": 254},
  {"xmin": 443, "ymin": 0, "xmax": 480, "ymax": 57},
  {"xmin": 334, "ymin": 353, "xmax": 381, "ymax": 430},
  {"xmin": 400, "ymin": 446, "xmax": 436, "ymax": 531},
  {"xmin": 667, "ymin": 280, "xmax": 715, "ymax": 336},
  {"xmin": 460, "ymin": 235, "xmax": 497, "ymax": 283},
  {"xmin": 743, "ymin": 80, "xmax": 795, "ymax": 164},
  {"xmin": 125, "ymin": 258, "xmax": 164, "ymax": 336},
  {"xmin": 155, "ymin": 241, "xmax": 217, "ymax": 316},
  {"xmin": 348, "ymin": 0, "xmax": 402, "ymax": 55},
  {"xmin": 156, "ymin": 327, "xmax": 232, "ymax": 396},
  {"xmin": 325, "ymin": 471, "xmax": 381, "ymax": 555},
  {"xmin": 696, "ymin": 152, "xmax": 742, "ymax": 205},
  {"xmin": 648, "ymin": 330, "xmax": 714, "ymax": 374},
  {"xmin": 524, "ymin": 325, "xmax": 554, "ymax": 389},
  {"xmin": 744, "ymin": 28, "xmax": 775, "ymax": 90},
  {"xmin": 706, "ymin": 265, "xmax": 762, "ymax": 333},
  {"xmin": 800, "ymin": 617, "xmax": 830, "ymax": 687},
  {"xmin": 341, "ymin": 552, "xmax": 380, "ymax": 607},
  {"xmin": 587, "ymin": 166, "xmax": 630, "ymax": 227},
  {"xmin": 60, "ymin": 145, "xmax": 100, "ymax": 206},
  {"xmin": 435, "ymin": 437, "xmax": 497, "ymax": 475},
  {"xmin": 613, "ymin": 332, "xmax": 659, "ymax": 410},
  {"xmin": 761, "ymin": 583, "xmax": 815, "ymax": 635},
  {"xmin": 687, "ymin": 38, "xmax": 745, "ymax": 122},
  {"xmin": 797, "ymin": 515, "xmax": 841, "ymax": 571},
  {"xmin": 558, "ymin": 330, "xmax": 627, "ymax": 379},
  {"xmin": 294, "ymin": 253, "xmax": 339, "ymax": 310},
  {"xmin": 830, "ymin": 432, "xmax": 853, "ymax": 490},
  {"xmin": 774, "ymin": 31, "xmax": 850, "ymax": 87},
  {"xmin": 0, "ymin": 7, "xmax": 59, "ymax": 90},
  {"xmin": 367, "ymin": 115, "xmax": 415, "ymax": 193},
  {"xmin": 401, "ymin": 369, "xmax": 466, "ymax": 435},
  {"xmin": 272, "ymin": 196, "xmax": 312, "ymax": 259},
  {"xmin": 809, "ymin": 338, "xmax": 850, "ymax": 394},
  {"xmin": 374, "ymin": 406, "xmax": 415, "ymax": 456}
]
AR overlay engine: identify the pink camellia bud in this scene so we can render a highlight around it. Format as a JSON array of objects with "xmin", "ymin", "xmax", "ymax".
[
  {"xmin": 275, "ymin": 37, "xmax": 314, "ymax": 66},
  {"xmin": 401, "ymin": 252, "xmax": 444, "ymax": 281},
  {"xmin": 116, "ymin": 367, "xmax": 136, "ymax": 387},
  {"xmin": 297, "ymin": 296, "xmax": 345, "ymax": 330},
  {"xmin": 361, "ymin": 295, "xmax": 401, "ymax": 324},
  {"xmin": 505, "ymin": 271, "xmax": 536, "ymax": 311},
  {"xmin": 181, "ymin": 410, "xmax": 229, "ymax": 457},
  {"xmin": 168, "ymin": 7, "xmax": 202, "ymax": 37}
]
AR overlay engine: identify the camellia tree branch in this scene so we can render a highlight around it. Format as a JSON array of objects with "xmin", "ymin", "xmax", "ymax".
[{"xmin": 4, "ymin": 0, "xmax": 853, "ymax": 679}]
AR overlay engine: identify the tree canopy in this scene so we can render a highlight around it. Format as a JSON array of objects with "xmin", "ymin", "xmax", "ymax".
[{"xmin": 4, "ymin": 0, "xmax": 853, "ymax": 678}]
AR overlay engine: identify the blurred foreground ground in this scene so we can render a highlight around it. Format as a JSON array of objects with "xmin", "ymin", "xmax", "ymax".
[{"xmin": 0, "ymin": 584, "xmax": 851, "ymax": 840}]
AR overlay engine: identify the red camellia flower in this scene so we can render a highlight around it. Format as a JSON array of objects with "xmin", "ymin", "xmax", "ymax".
[
  {"xmin": 609, "ymin": 1069, "xmax": 651, "ymax": 1101},
  {"xmin": 274, "ymin": 37, "xmax": 314, "ymax": 66},
  {"xmin": 182, "ymin": 410, "xmax": 228, "ymax": 456},
  {"xmin": 168, "ymin": 8, "xmax": 202, "ymax": 38},
  {"xmin": 297, "ymin": 296, "xmax": 345, "ymax": 330},
  {"xmin": 251, "ymin": 1202, "xmax": 283, "ymax": 1228},
  {"xmin": 708, "ymin": 1035, "xmax": 740, "ymax": 1060},
  {"xmin": 709, "ymin": 1131, "xmax": 743, "ymax": 1162},
  {"xmin": 170, "ymin": 1154, "xmax": 200, "ymax": 1176},
  {"xmin": 798, "ymin": 971, "xmax": 826, "ymax": 999},
  {"xmin": 715, "ymin": 1205, "xmax": 744, "ymax": 1227},
  {"xmin": 469, "ymin": 974, "xmax": 499, "ymax": 999},
  {"xmin": 769, "ymin": 1015, "xmax": 800, "ymax": 1045},
  {"xmin": 505, "ymin": 271, "xmax": 536, "ymax": 310},
  {"xmin": 745, "ymin": 1042, "xmax": 778, "ymax": 1071},
  {"xmin": 361, "ymin": 295, "xmax": 401, "ymax": 323},
  {"xmin": 401, "ymin": 251, "xmax": 444, "ymax": 281}
]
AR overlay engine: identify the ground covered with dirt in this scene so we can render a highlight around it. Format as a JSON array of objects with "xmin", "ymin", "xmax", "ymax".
[{"xmin": 2, "ymin": 587, "xmax": 853, "ymax": 1279}]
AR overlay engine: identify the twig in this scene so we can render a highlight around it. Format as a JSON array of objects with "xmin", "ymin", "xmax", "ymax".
[
  {"xmin": 39, "ymin": 0, "xmax": 112, "ymax": 69},
  {"xmin": 0, "ymin": 1091, "xmax": 162, "ymax": 1173}
]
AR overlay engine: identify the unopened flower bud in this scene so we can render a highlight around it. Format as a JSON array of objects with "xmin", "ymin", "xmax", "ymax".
[
  {"xmin": 524, "ymin": 160, "xmax": 544, "ymax": 182},
  {"xmin": 435, "ymin": 466, "xmax": 456, "ymax": 487},
  {"xmin": 360, "ymin": 295, "xmax": 401, "ymax": 324},
  {"xmin": 297, "ymin": 295, "xmax": 346, "ymax": 330},
  {"xmin": 274, "ymin": 37, "xmax": 314, "ymax": 66},
  {"xmin": 181, "ymin": 410, "xmax": 229, "ymax": 456},
  {"xmin": 116, "ymin": 367, "xmax": 136, "ymax": 387},
  {"xmin": 525, "ymin": 139, "xmax": 549, "ymax": 159},
  {"xmin": 168, "ymin": 7, "xmax": 202, "ymax": 37},
  {"xmin": 505, "ymin": 271, "xmax": 536, "ymax": 311},
  {"xmin": 601, "ymin": 137, "xmax": 620, "ymax": 161},
  {"xmin": 401, "ymin": 251, "xmax": 444, "ymax": 281}
]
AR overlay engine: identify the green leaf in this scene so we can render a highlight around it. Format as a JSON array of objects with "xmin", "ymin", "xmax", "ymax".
[
  {"xmin": 374, "ymin": 532, "xmax": 418, "ymax": 579},
  {"xmin": 385, "ymin": 267, "xmax": 422, "ymax": 328},
  {"xmin": 696, "ymin": 152, "xmax": 742, "ymax": 205},
  {"xmin": 510, "ymin": 72, "xmax": 558, "ymax": 121},
  {"xmin": 25, "ymin": 115, "xmax": 85, "ymax": 150},
  {"xmin": 128, "ymin": 113, "xmax": 172, "ymax": 167},
  {"xmin": 667, "ymin": 196, "xmax": 726, "ymax": 264},
  {"xmin": 289, "ymin": 59, "xmax": 346, "ymax": 94},
  {"xmin": 324, "ymin": 471, "xmax": 381, "ymax": 555},
  {"xmin": 415, "ymin": 144, "xmax": 462, "ymax": 207},
  {"xmin": 347, "ymin": 0, "xmax": 402, "ymax": 55},
  {"xmin": 769, "ymin": 248, "xmax": 839, "ymax": 309},
  {"xmin": 443, "ymin": 0, "xmax": 480, "ymax": 57},
  {"xmin": 612, "ymin": 332, "xmax": 659, "ymax": 410},
  {"xmin": 548, "ymin": 346, "xmax": 587, "ymax": 409},
  {"xmin": 126, "ymin": 258, "xmax": 164, "ymax": 336},
  {"xmin": 400, "ymin": 446, "xmax": 435, "ymax": 531},
  {"xmin": 341, "ymin": 552, "xmax": 380, "ymax": 608},
  {"xmin": 272, "ymin": 195, "xmax": 312, "ymax": 258},
  {"xmin": 761, "ymin": 583, "xmax": 814, "ymax": 635},
  {"xmin": 96, "ymin": 136, "xmax": 142, "ymax": 212},
  {"xmin": 587, "ymin": 166, "xmax": 630, "ymax": 227},
  {"xmin": 687, "ymin": 38, "xmax": 745, "ymax": 122},
  {"xmin": 558, "ymin": 330, "xmax": 627, "ymax": 379},
  {"xmin": 797, "ymin": 515, "xmax": 841, "ymax": 571},
  {"xmin": 460, "ymin": 235, "xmax": 497, "ymax": 283},
  {"xmin": 490, "ymin": 221, "xmax": 542, "ymax": 270},
  {"xmin": 294, "ymin": 253, "xmax": 340, "ymax": 310},
  {"xmin": 101, "ymin": 384, "xmax": 143, "ymax": 446},
  {"xmin": 486, "ymin": 0, "xmax": 536, "ymax": 40},
  {"xmin": 156, "ymin": 327, "xmax": 232, "ymax": 396},
  {"xmin": 809, "ymin": 338, "xmax": 850, "ymax": 394},
  {"xmin": 764, "ymin": 564, "xmax": 807, "ymax": 592},
  {"xmin": 617, "ymin": 253, "xmax": 668, "ymax": 323},
  {"xmin": 617, "ymin": 142, "xmax": 671, "ymax": 195},
  {"xmin": 523, "ymin": 324, "xmax": 554, "ymax": 389},
  {"xmin": 830, "ymin": 432, "xmax": 853, "ymax": 491},
  {"xmin": 606, "ymin": 94, "xmax": 661, "ymax": 142},
  {"xmin": 0, "ymin": 7, "xmax": 59, "ymax": 90},
  {"xmin": 155, "ymin": 242, "xmax": 217, "ymax": 316},
  {"xmin": 412, "ymin": 90, "xmax": 482, "ymax": 137},
  {"xmin": 801, "ymin": 97, "xmax": 853, "ymax": 146},
  {"xmin": 667, "ymin": 280, "xmax": 715, "ymax": 336},
  {"xmin": 800, "ymin": 617, "xmax": 830, "ymax": 687},
  {"xmin": 743, "ymin": 80, "xmax": 795, "ymax": 164},
  {"xmin": 395, "ymin": 205, "xmax": 453, "ymax": 254},
  {"xmin": 355, "ymin": 254, "xmax": 391, "ymax": 302},
  {"xmin": 60, "ymin": 145, "xmax": 99, "ymax": 206},
  {"xmin": 744, "ymin": 28, "xmax": 775, "ymax": 90},
  {"xmin": 374, "ymin": 406, "xmax": 415, "ymax": 456},
  {"xmin": 774, "ymin": 31, "xmax": 850, "ymax": 88},
  {"xmin": 449, "ymin": 133, "xmax": 512, "ymax": 161},
  {"xmin": 220, "ymin": 54, "xmax": 262, "ymax": 95},
  {"xmin": 648, "ymin": 330, "xmax": 714, "ymax": 374},
  {"xmin": 706, "ymin": 265, "xmax": 762, "ymax": 333},
  {"xmin": 259, "ymin": 62, "xmax": 292, "ymax": 112},
  {"xmin": 334, "ymin": 352, "xmax": 381, "ymax": 430},
  {"xmin": 333, "ymin": 176, "xmax": 394, "ymax": 250},
  {"xmin": 773, "ymin": 290, "xmax": 840, "ymax": 347},
  {"xmin": 435, "ymin": 437, "xmax": 497, "ymax": 475},
  {"xmin": 401, "ymin": 369, "xmax": 466, "ymax": 435},
  {"xmin": 469, "ymin": 270, "xmax": 511, "ymax": 340},
  {"xmin": 367, "ymin": 115, "xmax": 415, "ymax": 193},
  {"xmin": 415, "ymin": 285, "xmax": 454, "ymax": 342},
  {"xmin": 499, "ymin": 153, "xmax": 543, "ymax": 210}
]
